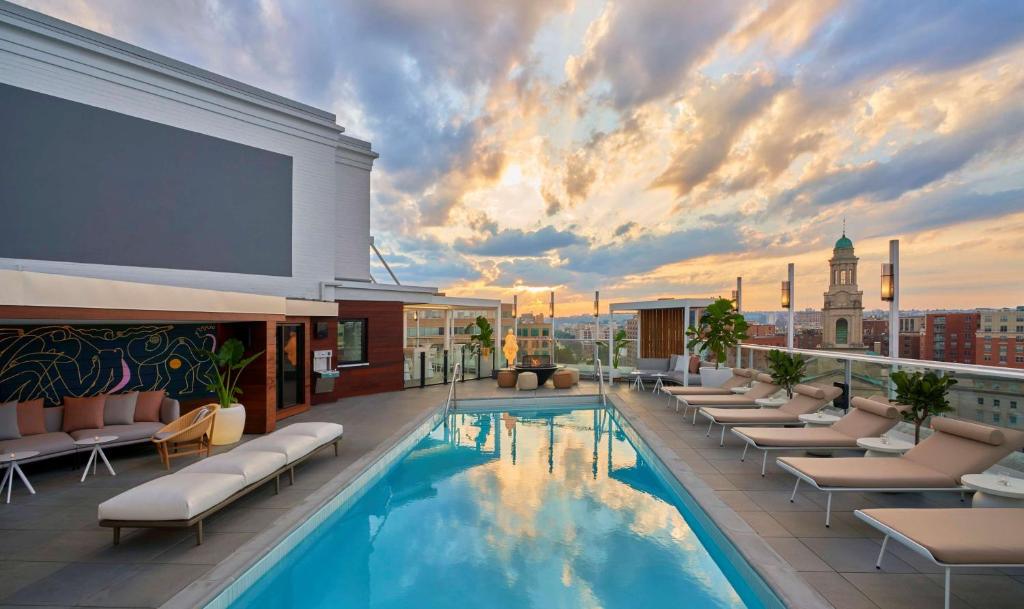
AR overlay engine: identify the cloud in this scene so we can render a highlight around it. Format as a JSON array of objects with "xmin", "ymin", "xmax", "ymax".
[
  {"xmin": 456, "ymin": 226, "xmax": 587, "ymax": 257},
  {"xmin": 562, "ymin": 224, "xmax": 744, "ymax": 276}
]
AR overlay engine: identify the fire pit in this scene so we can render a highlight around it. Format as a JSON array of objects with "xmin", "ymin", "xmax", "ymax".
[{"xmin": 516, "ymin": 356, "xmax": 559, "ymax": 385}]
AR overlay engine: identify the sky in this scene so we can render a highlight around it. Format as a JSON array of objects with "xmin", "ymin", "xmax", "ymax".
[{"xmin": 17, "ymin": 0, "xmax": 1024, "ymax": 315}]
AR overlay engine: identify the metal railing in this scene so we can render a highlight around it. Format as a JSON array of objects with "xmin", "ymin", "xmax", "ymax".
[
  {"xmin": 595, "ymin": 358, "xmax": 607, "ymax": 405},
  {"xmin": 443, "ymin": 362, "xmax": 462, "ymax": 423}
]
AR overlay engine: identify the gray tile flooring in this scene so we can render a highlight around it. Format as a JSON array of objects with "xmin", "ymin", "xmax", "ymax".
[{"xmin": 1, "ymin": 379, "xmax": 1021, "ymax": 609}]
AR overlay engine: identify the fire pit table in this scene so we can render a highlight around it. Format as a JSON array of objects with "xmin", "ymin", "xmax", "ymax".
[{"xmin": 515, "ymin": 364, "xmax": 560, "ymax": 386}]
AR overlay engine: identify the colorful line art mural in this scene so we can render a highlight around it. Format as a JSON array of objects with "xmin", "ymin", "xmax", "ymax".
[{"xmin": 0, "ymin": 324, "xmax": 217, "ymax": 405}]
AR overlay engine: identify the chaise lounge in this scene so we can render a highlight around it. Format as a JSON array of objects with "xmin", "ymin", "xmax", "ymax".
[
  {"xmin": 732, "ymin": 396, "xmax": 904, "ymax": 475},
  {"xmin": 98, "ymin": 421, "xmax": 343, "ymax": 545},
  {"xmin": 855, "ymin": 507, "xmax": 1024, "ymax": 609},
  {"xmin": 699, "ymin": 383, "xmax": 843, "ymax": 446},
  {"xmin": 660, "ymin": 368, "xmax": 754, "ymax": 402},
  {"xmin": 778, "ymin": 418, "xmax": 1024, "ymax": 526},
  {"xmin": 675, "ymin": 373, "xmax": 780, "ymax": 422}
]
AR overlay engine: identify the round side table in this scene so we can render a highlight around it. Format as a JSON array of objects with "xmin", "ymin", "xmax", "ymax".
[
  {"xmin": 799, "ymin": 413, "xmax": 841, "ymax": 428},
  {"xmin": 962, "ymin": 474, "xmax": 1024, "ymax": 507},
  {"xmin": 755, "ymin": 397, "xmax": 787, "ymax": 409},
  {"xmin": 650, "ymin": 373, "xmax": 667, "ymax": 393},
  {"xmin": 629, "ymin": 371, "xmax": 646, "ymax": 391},
  {"xmin": 731, "ymin": 387, "xmax": 751, "ymax": 395},
  {"xmin": 856, "ymin": 436, "xmax": 913, "ymax": 458},
  {"xmin": 1, "ymin": 451, "xmax": 39, "ymax": 503},
  {"xmin": 74, "ymin": 436, "xmax": 118, "ymax": 482}
]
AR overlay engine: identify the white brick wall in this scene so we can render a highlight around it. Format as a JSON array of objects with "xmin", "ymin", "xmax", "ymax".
[{"xmin": 0, "ymin": 9, "xmax": 375, "ymax": 301}]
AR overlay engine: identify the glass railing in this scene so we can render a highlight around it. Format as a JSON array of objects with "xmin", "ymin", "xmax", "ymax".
[
  {"xmin": 551, "ymin": 338, "xmax": 640, "ymax": 378},
  {"xmin": 737, "ymin": 343, "xmax": 1024, "ymax": 472},
  {"xmin": 403, "ymin": 344, "xmax": 497, "ymax": 388}
]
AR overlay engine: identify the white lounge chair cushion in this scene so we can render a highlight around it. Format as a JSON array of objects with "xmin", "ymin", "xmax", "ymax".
[
  {"xmin": 178, "ymin": 450, "xmax": 286, "ymax": 485},
  {"xmin": 98, "ymin": 473, "xmax": 246, "ymax": 521},
  {"xmin": 276, "ymin": 422, "xmax": 343, "ymax": 444},
  {"xmin": 235, "ymin": 433, "xmax": 321, "ymax": 463}
]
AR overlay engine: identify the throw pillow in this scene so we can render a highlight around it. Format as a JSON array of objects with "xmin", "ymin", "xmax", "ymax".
[
  {"xmin": 104, "ymin": 392, "xmax": 138, "ymax": 426},
  {"xmin": 134, "ymin": 389, "xmax": 166, "ymax": 422},
  {"xmin": 62, "ymin": 395, "xmax": 106, "ymax": 433},
  {"xmin": 688, "ymin": 355, "xmax": 701, "ymax": 374},
  {"xmin": 0, "ymin": 401, "xmax": 21, "ymax": 440},
  {"xmin": 673, "ymin": 356, "xmax": 688, "ymax": 372},
  {"xmin": 16, "ymin": 398, "xmax": 47, "ymax": 436}
]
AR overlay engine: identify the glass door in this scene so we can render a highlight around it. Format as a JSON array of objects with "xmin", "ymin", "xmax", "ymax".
[{"xmin": 277, "ymin": 323, "xmax": 304, "ymax": 409}]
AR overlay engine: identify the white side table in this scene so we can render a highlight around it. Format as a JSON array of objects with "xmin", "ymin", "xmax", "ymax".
[
  {"xmin": 629, "ymin": 371, "xmax": 645, "ymax": 391},
  {"xmin": 799, "ymin": 412, "xmax": 840, "ymax": 428},
  {"xmin": 731, "ymin": 387, "xmax": 751, "ymax": 395},
  {"xmin": 75, "ymin": 436, "xmax": 118, "ymax": 482},
  {"xmin": 962, "ymin": 474, "xmax": 1024, "ymax": 507},
  {"xmin": 1, "ymin": 451, "xmax": 38, "ymax": 503},
  {"xmin": 856, "ymin": 437, "xmax": 913, "ymax": 458},
  {"xmin": 755, "ymin": 397, "xmax": 787, "ymax": 409},
  {"xmin": 650, "ymin": 373, "xmax": 667, "ymax": 393}
]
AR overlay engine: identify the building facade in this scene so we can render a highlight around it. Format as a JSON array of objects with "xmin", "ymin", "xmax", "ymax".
[
  {"xmin": 821, "ymin": 233, "xmax": 865, "ymax": 349},
  {"xmin": 920, "ymin": 312, "xmax": 978, "ymax": 364},
  {"xmin": 976, "ymin": 307, "xmax": 1024, "ymax": 369}
]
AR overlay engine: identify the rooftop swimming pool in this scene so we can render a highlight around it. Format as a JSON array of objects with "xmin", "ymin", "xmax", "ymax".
[{"xmin": 214, "ymin": 403, "xmax": 783, "ymax": 609}]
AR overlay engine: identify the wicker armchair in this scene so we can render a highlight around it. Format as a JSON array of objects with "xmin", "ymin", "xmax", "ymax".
[{"xmin": 151, "ymin": 406, "xmax": 216, "ymax": 469}]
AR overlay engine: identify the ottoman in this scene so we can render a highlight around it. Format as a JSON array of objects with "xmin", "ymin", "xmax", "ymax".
[
  {"xmin": 497, "ymin": 369, "xmax": 518, "ymax": 388},
  {"xmin": 566, "ymin": 368, "xmax": 580, "ymax": 385},
  {"xmin": 552, "ymin": 369, "xmax": 574, "ymax": 389},
  {"xmin": 516, "ymin": 371, "xmax": 538, "ymax": 391}
]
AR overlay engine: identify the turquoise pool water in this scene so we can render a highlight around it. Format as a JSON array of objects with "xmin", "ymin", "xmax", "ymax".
[{"xmin": 224, "ymin": 406, "xmax": 779, "ymax": 609}]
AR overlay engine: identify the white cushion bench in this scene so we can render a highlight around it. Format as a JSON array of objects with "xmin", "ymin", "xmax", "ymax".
[{"xmin": 98, "ymin": 422, "xmax": 343, "ymax": 545}]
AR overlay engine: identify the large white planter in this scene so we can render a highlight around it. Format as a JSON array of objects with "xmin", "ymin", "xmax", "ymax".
[
  {"xmin": 699, "ymin": 366, "xmax": 733, "ymax": 388},
  {"xmin": 211, "ymin": 404, "xmax": 246, "ymax": 445}
]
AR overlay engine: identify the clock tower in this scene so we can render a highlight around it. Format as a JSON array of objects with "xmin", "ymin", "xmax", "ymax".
[{"xmin": 821, "ymin": 231, "xmax": 865, "ymax": 350}]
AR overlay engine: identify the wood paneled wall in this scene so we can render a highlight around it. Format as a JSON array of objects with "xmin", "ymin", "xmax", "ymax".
[
  {"xmin": 330, "ymin": 300, "xmax": 405, "ymax": 399},
  {"xmin": 640, "ymin": 308, "xmax": 685, "ymax": 358}
]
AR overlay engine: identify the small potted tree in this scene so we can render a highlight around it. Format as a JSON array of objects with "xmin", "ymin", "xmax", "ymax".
[
  {"xmin": 767, "ymin": 349, "xmax": 806, "ymax": 398},
  {"xmin": 201, "ymin": 338, "xmax": 264, "ymax": 445},
  {"xmin": 686, "ymin": 298, "xmax": 748, "ymax": 387},
  {"xmin": 466, "ymin": 316, "xmax": 495, "ymax": 377},
  {"xmin": 890, "ymin": 370, "xmax": 958, "ymax": 444},
  {"xmin": 597, "ymin": 329, "xmax": 630, "ymax": 372}
]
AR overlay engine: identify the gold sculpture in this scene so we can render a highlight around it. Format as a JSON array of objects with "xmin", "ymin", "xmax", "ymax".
[{"xmin": 502, "ymin": 329, "xmax": 518, "ymax": 368}]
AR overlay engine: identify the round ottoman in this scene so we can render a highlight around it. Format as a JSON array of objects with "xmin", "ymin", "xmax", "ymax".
[
  {"xmin": 497, "ymin": 369, "xmax": 518, "ymax": 388},
  {"xmin": 566, "ymin": 368, "xmax": 580, "ymax": 385},
  {"xmin": 516, "ymin": 371, "xmax": 538, "ymax": 391},
  {"xmin": 552, "ymin": 369, "xmax": 574, "ymax": 389}
]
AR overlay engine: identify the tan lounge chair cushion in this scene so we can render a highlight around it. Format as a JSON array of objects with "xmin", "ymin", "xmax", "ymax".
[
  {"xmin": 235, "ymin": 433, "xmax": 321, "ymax": 463},
  {"xmin": 704, "ymin": 408, "xmax": 800, "ymax": 424},
  {"xmin": 779, "ymin": 385, "xmax": 843, "ymax": 415},
  {"xmin": 832, "ymin": 398, "xmax": 902, "ymax": 439},
  {"xmin": 734, "ymin": 427, "xmax": 857, "ymax": 448},
  {"xmin": 859, "ymin": 508, "xmax": 1024, "ymax": 565},
  {"xmin": 904, "ymin": 419, "xmax": 1024, "ymax": 482},
  {"xmin": 180, "ymin": 450, "xmax": 286, "ymax": 485},
  {"xmin": 849, "ymin": 396, "xmax": 900, "ymax": 419},
  {"xmin": 276, "ymin": 422, "xmax": 344, "ymax": 444},
  {"xmin": 930, "ymin": 417, "xmax": 1003, "ymax": 446},
  {"xmin": 778, "ymin": 456, "xmax": 956, "ymax": 488},
  {"xmin": 98, "ymin": 472, "xmax": 247, "ymax": 521},
  {"xmin": 664, "ymin": 386, "xmax": 733, "ymax": 396},
  {"xmin": 793, "ymin": 384, "xmax": 827, "ymax": 399}
]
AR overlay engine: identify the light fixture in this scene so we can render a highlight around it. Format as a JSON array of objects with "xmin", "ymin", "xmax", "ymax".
[
  {"xmin": 731, "ymin": 289, "xmax": 738, "ymax": 304},
  {"xmin": 412, "ymin": 311, "xmax": 418, "ymax": 321},
  {"xmin": 781, "ymin": 281, "xmax": 791, "ymax": 309},
  {"xmin": 880, "ymin": 262, "xmax": 894, "ymax": 302},
  {"xmin": 512, "ymin": 294, "xmax": 518, "ymax": 319},
  {"xmin": 550, "ymin": 291, "xmax": 555, "ymax": 318},
  {"xmin": 593, "ymin": 290, "xmax": 600, "ymax": 318}
]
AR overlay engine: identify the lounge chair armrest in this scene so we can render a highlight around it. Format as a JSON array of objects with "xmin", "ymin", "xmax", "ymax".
[{"xmin": 161, "ymin": 398, "xmax": 181, "ymax": 424}]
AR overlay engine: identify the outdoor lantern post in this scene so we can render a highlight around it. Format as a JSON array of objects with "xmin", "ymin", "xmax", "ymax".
[
  {"xmin": 593, "ymin": 290, "xmax": 600, "ymax": 374},
  {"xmin": 734, "ymin": 276, "xmax": 743, "ymax": 365},
  {"xmin": 550, "ymin": 291, "xmax": 555, "ymax": 362},
  {"xmin": 782, "ymin": 263, "xmax": 795, "ymax": 350},
  {"xmin": 883, "ymin": 239, "xmax": 900, "ymax": 359}
]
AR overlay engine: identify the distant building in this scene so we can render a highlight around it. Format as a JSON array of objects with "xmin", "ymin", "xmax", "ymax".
[
  {"xmin": 898, "ymin": 331, "xmax": 922, "ymax": 360},
  {"xmin": 517, "ymin": 313, "xmax": 553, "ymax": 364},
  {"xmin": 821, "ymin": 232, "xmax": 865, "ymax": 350},
  {"xmin": 899, "ymin": 314, "xmax": 926, "ymax": 334},
  {"xmin": 794, "ymin": 309, "xmax": 823, "ymax": 330},
  {"xmin": 953, "ymin": 377, "xmax": 1023, "ymax": 429},
  {"xmin": 921, "ymin": 312, "xmax": 978, "ymax": 364},
  {"xmin": 747, "ymin": 323, "xmax": 777, "ymax": 338},
  {"xmin": 795, "ymin": 328, "xmax": 823, "ymax": 350},
  {"xmin": 976, "ymin": 306, "xmax": 1024, "ymax": 369},
  {"xmin": 862, "ymin": 318, "xmax": 889, "ymax": 354}
]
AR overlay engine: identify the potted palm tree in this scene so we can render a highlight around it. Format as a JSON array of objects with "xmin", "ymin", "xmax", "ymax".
[
  {"xmin": 201, "ymin": 338, "xmax": 264, "ymax": 445},
  {"xmin": 767, "ymin": 349, "xmax": 806, "ymax": 398},
  {"xmin": 597, "ymin": 329, "xmax": 630, "ymax": 371},
  {"xmin": 890, "ymin": 370, "xmax": 957, "ymax": 444},
  {"xmin": 686, "ymin": 298, "xmax": 748, "ymax": 387},
  {"xmin": 465, "ymin": 316, "xmax": 494, "ymax": 358}
]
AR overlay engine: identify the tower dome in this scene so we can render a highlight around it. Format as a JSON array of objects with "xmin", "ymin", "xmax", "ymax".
[{"xmin": 835, "ymin": 233, "xmax": 853, "ymax": 249}]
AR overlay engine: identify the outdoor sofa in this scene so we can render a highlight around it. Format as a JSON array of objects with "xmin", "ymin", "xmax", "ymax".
[
  {"xmin": 699, "ymin": 383, "xmax": 843, "ymax": 446},
  {"xmin": 778, "ymin": 418, "xmax": 1024, "ymax": 526},
  {"xmin": 633, "ymin": 355, "xmax": 709, "ymax": 386},
  {"xmin": 98, "ymin": 421, "xmax": 344, "ymax": 545}
]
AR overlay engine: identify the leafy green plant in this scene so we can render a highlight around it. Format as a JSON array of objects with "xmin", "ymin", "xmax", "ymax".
[
  {"xmin": 891, "ymin": 370, "xmax": 958, "ymax": 444},
  {"xmin": 200, "ymin": 338, "xmax": 264, "ymax": 409},
  {"xmin": 465, "ymin": 316, "xmax": 494, "ymax": 356},
  {"xmin": 597, "ymin": 329, "xmax": 630, "ymax": 368},
  {"xmin": 685, "ymin": 298, "xmax": 748, "ymax": 369},
  {"xmin": 767, "ymin": 349, "xmax": 806, "ymax": 398}
]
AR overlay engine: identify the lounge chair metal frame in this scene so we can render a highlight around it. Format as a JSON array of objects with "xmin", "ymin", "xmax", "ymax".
[
  {"xmin": 700, "ymin": 410, "xmax": 808, "ymax": 447},
  {"xmin": 676, "ymin": 397, "xmax": 760, "ymax": 422},
  {"xmin": 777, "ymin": 459, "xmax": 965, "ymax": 527},
  {"xmin": 732, "ymin": 428, "xmax": 867, "ymax": 476},
  {"xmin": 855, "ymin": 509, "xmax": 1016, "ymax": 609},
  {"xmin": 101, "ymin": 433, "xmax": 341, "ymax": 546}
]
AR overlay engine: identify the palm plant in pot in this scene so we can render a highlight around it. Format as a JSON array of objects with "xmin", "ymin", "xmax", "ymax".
[
  {"xmin": 767, "ymin": 349, "xmax": 806, "ymax": 398},
  {"xmin": 201, "ymin": 338, "xmax": 264, "ymax": 445},
  {"xmin": 890, "ymin": 370, "xmax": 957, "ymax": 444},
  {"xmin": 597, "ymin": 329, "xmax": 630, "ymax": 370},
  {"xmin": 686, "ymin": 298, "xmax": 748, "ymax": 387}
]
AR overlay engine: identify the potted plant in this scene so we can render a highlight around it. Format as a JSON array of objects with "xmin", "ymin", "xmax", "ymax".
[
  {"xmin": 201, "ymin": 338, "xmax": 264, "ymax": 445},
  {"xmin": 767, "ymin": 349, "xmax": 806, "ymax": 398},
  {"xmin": 597, "ymin": 329, "xmax": 630, "ymax": 370},
  {"xmin": 465, "ymin": 316, "xmax": 494, "ymax": 357},
  {"xmin": 890, "ymin": 370, "xmax": 958, "ymax": 444},
  {"xmin": 686, "ymin": 298, "xmax": 748, "ymax": 387}
]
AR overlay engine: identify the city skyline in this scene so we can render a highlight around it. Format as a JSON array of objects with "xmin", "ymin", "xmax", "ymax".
[{"xmin": 17, "ymin": 0, "xmax": 1024, "ymax": 314}]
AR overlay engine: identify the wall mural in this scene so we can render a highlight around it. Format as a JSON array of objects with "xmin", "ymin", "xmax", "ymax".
[{"xmin": 0, "ymin": 324, "xmax": 217, "ymax": 405}]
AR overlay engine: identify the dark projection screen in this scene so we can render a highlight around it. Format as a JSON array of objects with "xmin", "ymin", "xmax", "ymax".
[{"xmin": 0, "ymin": 83, "xmax": 293, "ymax": 276}]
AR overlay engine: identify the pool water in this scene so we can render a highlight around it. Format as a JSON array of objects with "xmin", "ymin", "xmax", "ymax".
[{"xmin": 227, "ymin": 407, "xmax": 775, "ymax": 609}]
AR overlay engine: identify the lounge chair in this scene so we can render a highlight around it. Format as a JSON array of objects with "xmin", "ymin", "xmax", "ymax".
[
  {"xmin": 660, "ymin": 368, "xmax": 754, "ymax": 403},
  {"xmin": 675, "ymin": 373, "xmax": 780, "ymax": 423},
  {"xmin": 856, "ymin": 507, "xmax": 1024, "ymax": 609},
  {"xmin": 732, "ymin": 396, "xmax": 904, "ymax": 476},
  {"xmin": 699, "ymin": 383, "xmax": 843, "ymax": 446},
  {"xmin": 151, "ymin": 406, "xmax": 216, "ymax": 469},
  {"xmin": 778, "ymin": 418, "xmax": 1024, "ymax": 526},
  {"xmin": 99, "ymin": 421, "xmax": 343, "ymax": 545}
]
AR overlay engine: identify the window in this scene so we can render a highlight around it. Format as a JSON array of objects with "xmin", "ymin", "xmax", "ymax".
[
  {"xmin": 993, "ymin": 413, "xmax": 1001, "ymax": 423},
  {"xmin": 977, "ymin": 397, "xmax": 985, "ymax": 405},
  {"xmin": 338, "ymin": 319, "xmax": 368, "ymax": 365},
  {"xmin": 1010, "ymin": 415, "xmax": 1019, "ymax": 426},
  {"xmin": 994, "ymin": 399, "xmax": 1001, "ymax": 407},
  {"xmin": 836, "ymin": 318, "xmax": 848, "ymax": 344},
  {"xmin": 1011, "ymin": 401, "xmax": 1018, "ymax": 410}
]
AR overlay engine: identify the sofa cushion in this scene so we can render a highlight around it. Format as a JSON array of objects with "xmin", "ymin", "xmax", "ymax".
[
  {"xmin": 70, "ymin": 422, "xmax": 163, "ymax": 443},
  {"xmin": 98, "ymin": 472, "xmax": 247, "ymax": 521},
  {"xmin": 62, "ymin": 396, "xmax": 106, "ymax": 433},
  {"xmin": 277, "ymin": 422, "xmax": 344, "ymax": 444},
  {"xmin": 134, "ymin": 390, "xmax": 165, "ymax": 422},
  {"xmin": 688, "ymin": 355, "xmax": 701, "ymax": 374},
  {"xmin": 104, "ymin": 392, "xmax": 138, "ymax": 426},
  {"xmin": 0, "ymin": 431, "xmax": 76, "ymax": 457},
  {"xmin": 235, "ymin": 433, "xmax": 321, "ymax": 463},
  {"xmin": 17, "ymin": 399, "xmax": 47, "ymax": 436},
  {"xmin": 180, "ymin": 450, "xmax": 286, "ymax": 485},
  {"xmin": 668, "ymin": 354, "xmax": 680, "ymax": 371},
  {"xmin": 0, "ymin": 401, "xmax": 20, "ymax": 440},
  {"xmin": 44, "ymin": 406, "xmax": 64, "ymax": 433}
]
